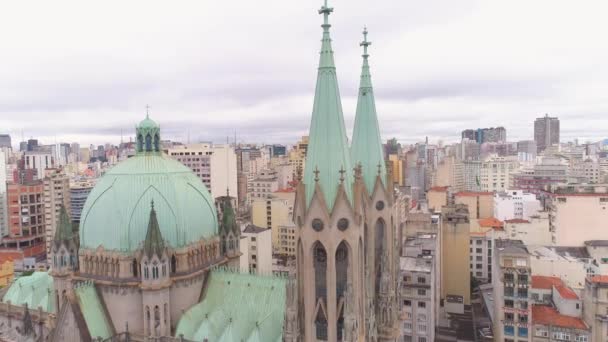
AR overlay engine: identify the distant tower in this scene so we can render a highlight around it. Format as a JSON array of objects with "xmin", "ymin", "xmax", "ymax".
[
  {"xmin": 217, "ymin": 191, "xmax": 241, "ymax": 268},
  {"xmin": 534, "ymin": 114, "xmax": 560, "ymax": 153},
  {"xmin": 49, "ymin": 205, "xmax": 78, "ymax": 312},
  {"xmin": 139, "ymin": 201, "xmax": 171, "ymax": 337}
]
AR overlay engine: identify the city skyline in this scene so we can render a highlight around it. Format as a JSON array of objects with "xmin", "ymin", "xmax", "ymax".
[{"xmin": 2, "ymin": 0, "xmax": 608, "ymax": 146}]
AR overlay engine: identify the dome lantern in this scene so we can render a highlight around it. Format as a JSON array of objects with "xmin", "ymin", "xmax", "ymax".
[{"xmin": 136, "ymin": 107, "xmax": 161, "ymax": 153}]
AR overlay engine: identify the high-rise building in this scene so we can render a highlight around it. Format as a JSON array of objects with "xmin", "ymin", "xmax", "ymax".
[
  {"xmin": 479, "ymin": 155, "xmax": 519, "ymax": 192},
  {"xmin": 440, "ymin": 204, "xmax": 471, "ymax": 314},
  {"xmin": 461, "ymin": 127, "xmax": 507, "ymax": 144},
  {"xmin": 43, "ymin": 168, "xmax": 71, "ymax": 264},
  {"xmin": 0, "ymin": 150, "xmax": 8, "ymax": 237},
  {"xmin": 1, "ymin": 180, "xmax": 46, "ymax": 258},
  {"xmin": 534, "ymin": 114, "xmax": 560, "ymax": 153},
  {"xmin": 252, "ymin": 196, "xmax": 291, "ymax": 253},
  {"xmin": 167, "ymin": 143, "xmax": 238, "ymax": 202},
  {"xmin": 0, "ymin": 134, "xmax": 11, "ymax": 149},
  {"xmin": 239, "ymin": 224, "xmax": 272, "ymax": 274},
  {"xmin": 69, "ymin": 180, "xmax": 94, "ymax": 224},
  {"xmin": 23, "ymin": 151, "xmax": 54, "ymax": 180},
  {"xmin": 517, "ymin": 140, "xmax": 537, "ymax": 162},
  {"xmin": 494, "ymin": 190, "xmax": 542, "ymax": 221}
]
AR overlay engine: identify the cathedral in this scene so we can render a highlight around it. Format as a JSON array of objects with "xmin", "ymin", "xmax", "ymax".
[
  {"xmin": 0, "ymin": 1, "xmax": 402, "ymax": 341},
  {"xmin": 284, "ymin": 1, "xmax": 402, "ymax": 341}
]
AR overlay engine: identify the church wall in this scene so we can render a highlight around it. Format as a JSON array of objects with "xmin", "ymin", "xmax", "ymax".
[
  {"xmin": 99, "ymin": 284, "xmax": 143, "ymax": 334},
  {"xmin": 170, "ymin": 273, "xmax": 205, "ymax": 327}
]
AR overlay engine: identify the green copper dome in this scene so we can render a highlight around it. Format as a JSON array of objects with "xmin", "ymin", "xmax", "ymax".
[{"xmin": 80, "ymin": 116, "xmax": 218, "ymax": 252}]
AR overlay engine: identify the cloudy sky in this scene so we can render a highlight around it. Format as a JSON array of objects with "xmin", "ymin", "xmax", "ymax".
[{"xmin": 1, "ymin": 0, "xmax": 607, "ymax": 147}]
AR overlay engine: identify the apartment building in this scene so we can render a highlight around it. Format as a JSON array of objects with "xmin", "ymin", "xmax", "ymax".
[
  {"xmin": 239, "ymin": 224, "xmax": 272, "ymax": 274},
  {"xmin": 440, "ymin": 204, "xmax": 470, "ymax": 314},
  {"xmin": 251, "ymin": 196, "xmax": 291, "ymax": 253},
  {"xmin": 502, "ymin": 213, "xmax": 552, "ymax": 245},
  {"xmin": 470, "ymin": 217, "xmax": 505, "ymax": 283},
  {"xmin": 43, "ymin": 168, "xmax": 71, "ymax": 264},
  {"xmin": 250, "ymin": 169, "xmax": 279, "ymax": 200},
  {"xmin": 545, "ymin": 184, "xmax": 608, "ymax": 245},
  {"xmin": 479, "ymin": 155, "xmax": 519, "ymax": 192},
  {"xmin": 277, "ymin": 223, "xmax": 296, "ymax": 257},
  {"xmin": 455, "ymin": 191, "xmax": 494, "ymax": 219},
  {"xmin": 400, "ymin": 234, "xmax": 438, "ymax": 342},
  {"xmin": 583, "ymin": 275, "xmax": 608, "ymax": 342},
  {"xmin": 494, "ymin": 190, "xmax": 542, "ymax": 221}
]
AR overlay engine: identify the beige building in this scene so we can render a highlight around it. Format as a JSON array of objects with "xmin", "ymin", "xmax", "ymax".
[
  {"xmin": 278, "ymin": 223, "xmax": 297, "ymax": 256},
  {"xmin": 469, "ymin": 217, "xmax": 505, "ymax": 283},
  {"xmin": 503, "ymin": 214, "xmax": 552, "ymax": 245},
  {"xmin": 546, "ymin": 184, "xmax": 608, "ymax": 245},
  {"xmin": 434, "ymin": 155, "xmax": 464, "ymax": 192},
  {"xmin": 583, "ymin": 275, "xmax": 608, "ymax": 342},
  {"xmin": 251, "ymin": 196, "xmax": 291, "ymax": 253},
  {"xmin": 455, "ymin": 191, "xmax": 494, "ymax": 219},
  {"xmin": 427, "ymin": 186, "xmax": 449, "ymax": 212},
  {"xmin": 479, "ymin": 154, "xmax": 519, "ymax": 192},
  {"xmin": 388, "ymin": 154, "xmax": 405, "ymax": 187},
  {"xmin": 43, "ymin": 168, "xmax": 71, "ymax": 264},
  {"xmin": 167, "ymin": 143, "xmax": 238, "ymax": 201},
  {"xmin": 288, "ymin": 136, "xmax": 308, "ymax": 172},
  {"xmin": 440, "ymin": 204, "xmax": 471, "ymax": 313}
]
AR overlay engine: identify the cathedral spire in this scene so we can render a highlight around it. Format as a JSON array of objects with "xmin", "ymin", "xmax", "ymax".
[
  {"xmin": 143, "ymin": 200, "xmax": 165, "ymax": 259},
  {"xmin": 303, "ymin": 0, "xmax": 353, "ymax": 209},
  {"xmin": 351, "ymin": 27, "xmax": 386, "ymax": 194},
  {"xmin": 54, "ymin": 204, "xmax": 73, "ymax": 244}
]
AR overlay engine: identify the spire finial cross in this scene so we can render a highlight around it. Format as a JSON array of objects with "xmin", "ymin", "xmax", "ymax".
[
  {"xmin": 339, "ymin": 166, "xmax": 346, "ymax": 183},
  {"xmin": 314, "ymin": 166, "xmax": 320, "ymax": 182},
  {"xmin": 319, "ymin": 0, "xmax": 333, "ymax": 29},
  {"xmin": 360, "ymin": 27, "xmax": 371, "ymax": 58},
  {"xmin": 150, "ymin": 199, "xmax": 155, "ymax": 209},
  {"xmin": 145, "ymin": 104, "xmax": 150, "ymax": 119},
  {"xmin": 377, "ymin": 162, "xmax": 382, "ymax": 175}
]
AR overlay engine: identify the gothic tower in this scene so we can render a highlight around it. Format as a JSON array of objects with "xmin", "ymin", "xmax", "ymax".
[
  {"xmin": 140, "ymin": 201, "xmax": 171, "ymax": 337},
  {"xmin": 293, "ymin": 1, "xmax": 365, "ymax": 341},
  {"xmin": 351, "ymin": 28, "xmax": 400, "ymax": 342},
  {"xmin": 49, "ymin": 204, "xmax": 78, "ymax": 312}
]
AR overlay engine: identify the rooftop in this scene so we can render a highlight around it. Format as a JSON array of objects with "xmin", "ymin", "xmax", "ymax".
[
  {"xmin": 532, "ymin": 305, "xmax": 588, "ymax": 330},
  {"xmin": 531, "ymin": 275, "xmax": 562, "ymax": 290},
  {"xmin": 478, "ymin": 217, "xmax": 504, "ymax": 229},
  {"xmin": 429, "ymin": 186, "xmax": 449, "ymax": 192},
  {"xmin": 400, "ymin": 256, "xmax": 432, "ymax": 273},
  {"xmin": 455, "ymin": 191, "xmax": 493, "ymax": 197},
  {"xmin": 243, "ymin": 224, "xmax": 268, "ymax": 234},
  {"xmin": 555, "ymin": 283, "xmax": 579, "ymax": 300},
  {"xmin": 584, "ymin": 240, "xmax": 608, "ymax": 247},
  {"xmin": 504, "ymin": 219, "xmax": 530, "ymax": 224},
  {"xmin": 588, "ymin": 275, "xmax": 608, "ymax": 284},
  {"xmin": 527, "ymin": 245, "xmax": 590, "ymax": 261}
]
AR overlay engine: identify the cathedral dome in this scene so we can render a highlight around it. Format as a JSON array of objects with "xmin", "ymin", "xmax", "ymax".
[{"xmin": 79, "ymin": 115, "xmax": 218, "ymax": 252}]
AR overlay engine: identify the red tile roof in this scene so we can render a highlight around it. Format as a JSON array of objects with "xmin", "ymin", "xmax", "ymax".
[
  {"xmin": 478, "ymin": 217, "xmax": 504, "ymax": 229},
  {"xmin": 504, "ymin": 219, "xmax": 530, "ymax": 224},
  {"xmin": 555, "ymin": 284, "xmax": 579, "ymax": 300},
  {"xmin": 532, "ymin": 276, "xmax": 562, "ymax": 290},
  {"xmin": 531, "ymin": 276, "xmax": 578, "ymax": 299},
  {"xmin": 588, "ymin": 275, "xmax": 608, "ymax": 284},
  {"xmin": 429, "ymin": 186, "xmax": 449, "ymax": 192},
  {"xmin": 274, "ymin": 188, "xmax": 295, "ymax": 193},
  {"xmin": 532, "ymin": 305, "xmax": 587, "ymax": 330},
  {"xmin": 455, "ymin": 191, "xmax": 493, "ymax": 197}
]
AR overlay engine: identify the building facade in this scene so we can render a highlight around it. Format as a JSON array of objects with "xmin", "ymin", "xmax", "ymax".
[
  {"xmin": 43, "ymin": 168, "xmax": 71, "ymax": 264},
  {"xmin": 534, "ymin": 114, "xmax": 560, "ymax": 153}
]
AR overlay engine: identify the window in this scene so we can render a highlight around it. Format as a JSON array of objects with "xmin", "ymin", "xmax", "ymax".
[
  {"xmin": 476, "ymin": 264, "xmax": 482, "ymax": 269},
  {"xmin": 418, "ymin": 302, "xmax": 426, "ymax": 308},
  {"xmin": 476, "ymin": 256, "xmax": 482, "ymax": 261},
  {"xmin": 504, "ymin": 299, "xmax": 514, "ymax": 308},
  {"xmin": 403, "ymin": 300, "xmax": 411, "ymax": 306},
  {"xmin": 575, "ymin": 335, "xmax": 588, "ymax": 342},
  {"xmin": 553, "ymin": 332, "xmax": 570, "ymax": 340},
  {"xmin": 535, "ymin": 328, "xmax": 548, "ymax": 337},
  {"xmin": 504, "ymin": 326, "xmax": 514, "ymax": 336},
  {"xmin": 417, "ymin": 324, "xmax": 426, "ymax": 333},
  {"xmin": 417, "ymin": 289, "xmax": 426, "ymax": 296},
  {"xmin": 418, "ymin": 338, "xmax": 426, "ymax": 342},
  {"xmin": 403, "ymin": 322, "xmax": 412, "ymax": 330},
  {"xmin": 476, "ymin": 248, "xmax": 482, "ymax": 253},
  {"xmin": 476, "ymin": 240, "xmax": 482, "ymax": 245},
  {"xmin": 417, "ymin": 277, "xmax": 426, "ymax": 284}
]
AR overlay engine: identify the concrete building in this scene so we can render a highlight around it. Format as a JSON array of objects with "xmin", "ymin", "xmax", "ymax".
[
  {"xmin": 535, "ymin": 114, "xmax": 560, "ymax": 153},
  {"xmin": 461, "ymin": 127, "xmax": 507, "ymax": 144},
  {"xmin": 493, "ymin": 240, "xmax": 532, "ymax": 342},
  {"xmin": 494, "ymin": 190, "xmax": 542, "ymax": 221},
  {"xmin": 0, "ymin": 150, "xmax": 8, "ymax": 237},
  {"xmin": 434, "ymin": 155, "xmax": 464, "ymax": 192},
  {"xmin": 288, "ymin": 136, "xmax": 308, "ymax": 172},
  {"xmin": 440, "ymin": 204, "xmax": 471, "ymax": 314},
  {"xmin": 167, "ymin": 143, "xmax": 238, "ymax": 202},
  {"xmin": 251, "ymin": 196, "xmax": 291, "ymax": 253},
  {"xmin": 1, "ymin": 181, "xmax": 46, "ymax": 259},
  {"xmin": 512, "ymin": 157, "xmax": 569, "ymax": 195},
  {"xmin": 23, "ymin": 151, "xmax": 54, "ymax": 180},
  {"xmin": 388, "ymin": 153, "xmax": 405, "ymax": 187},
  {"xmin": 250, "ymin": 168, "xmax": 280, "ymax": 200},
  {"xmin": 470, "ymin": 217, "xmax": 505, "ymax": 283},
  {"xmin": 571, "ymin": 159, "xmax": 601, "ymax": 184},
  {"xmin": 463, "ymin": 159, "xmax": 482, "ymax": 191},
  {"xmin": 545, "ymin": 184, "xmax": 608, "ymax": 245},
  {"xmin": 583, "ymin": 275, "xmax": 608, "ymax": 342},
  {"xmin": 43, "ymin": 168, "xmax": 71, "ymax": 264},
  {"xmin": 404, "ymin": 211, "xmax": 440, "ymax": 240},
  {"xmin": 503, "ymin": 214, "xmax": 552, "ymax": 245},
  {"xmin": 479, "ymin": 155, "xmax": 519, "ymax": 192},
  {"xmin": 400, "ymin": 235, "xmax": 437, "ymax": 342},
  {"xmin": 0, "ymin": 135, "xmax": 11, "ymax": 149},
  {"xmin": 517, "ymin": 140, "xmax": 537, "ymax": 162},
  {"xmin": 277, "ymin": 222, "xmax": 297, "ymax": 257},
  {"xmin": 239, "ymin": 224, "xmax": 272, "ymax": 274},
  {"xmin": 69, "ymin": 180, "xmax": 94, "ymax": 224},
  {"xmin": 427, "ymin": 186, "xmax": 449, "ymax": 212},
  {"xmin": 455, "ymin": 191, "xmax": 494, "ymax": 219}
]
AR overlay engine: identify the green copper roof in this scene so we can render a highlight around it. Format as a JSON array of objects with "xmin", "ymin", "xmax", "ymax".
[
  {"xmin": 219, "ymin": 196, "xmax": 238, "ymax": 235},
  {"xmin": 80, "ymin": 152, "xmax": 218, "ymax": 252},
  {"xmin": 138, "ymin": 114, "xmax": 159, "ymax": 130},
  {"xmin": 350, "ymin": 28, "xmax": 386, "ymax": 194},
  {"xmin": 143, "ymin": 201, "xmax": 165, "ymax": 258},
  {"xmin": 74, "ymin": 281, "xmax": 113, "ymax": 340},
  {"xmin": 175, "ymin": 270, "xmax": 287, "ymax": 342},
  {"xmin": 2, "ymin": 272, "xmax": 54, "ymax": 313},
  {"xmin": 54, "ymin": 204, "xmax": 73, "ymax": 243},
  {"xmin": 303, "ymin": 0, "xmax": 353, "ymax": 209}
]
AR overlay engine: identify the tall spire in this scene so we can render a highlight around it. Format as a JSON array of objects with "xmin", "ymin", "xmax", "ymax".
[
  {"xmin": 303, "ymin": 0, "xmax": 353, "ymax": 209},
  {"xmin": 143, "ymin": 200, "xmax": 165, "ymax": 259},
  {"xmin": 54, "ymin": 204, "xmax": 73, "ymax": 243},
  {"xmin": 351, "ymin": 27, "xmax": 386, "ymax": 194}
]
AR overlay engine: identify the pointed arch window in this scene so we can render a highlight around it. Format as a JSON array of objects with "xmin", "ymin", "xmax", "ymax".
[
  {"xmin": 375, "ymin": 219, "xmax": 385, "ymax": 295},
  {"xmin": 315, "ymin": 309, "xmax": 328, "ymax": 341},
  {"xmin": 336, "ymin": 241, "xmax": 349, "ymax": 341},
  {"xmin": 137, "ymin": 134, "xmax": 143, "ymax": 152},
  {"xmin": 132, "ymin": 259, "xmax": 139, "ymax": 277},
  {"xmin": 144, "ymin": 262, "xmax": 149, "ymax": 279},
  {"xmin": 171, "ymin": 255, "xmax": 177, "ymax": 274},
  {"xmin": 313, "ymin": 242, "xmax": 327, "ymax": 300},
  {"xmin": 145, "ymin": 134, "xmax": 152, "ymax": 152},
  {"xmin": 154, "ymin": 134, "xmax": 160, "ymax": 152}
]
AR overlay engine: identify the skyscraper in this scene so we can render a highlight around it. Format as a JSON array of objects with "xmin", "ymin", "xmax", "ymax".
[{"xmin": 534, "ymin": 114, "xmax": 560, "ymax": 153}]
